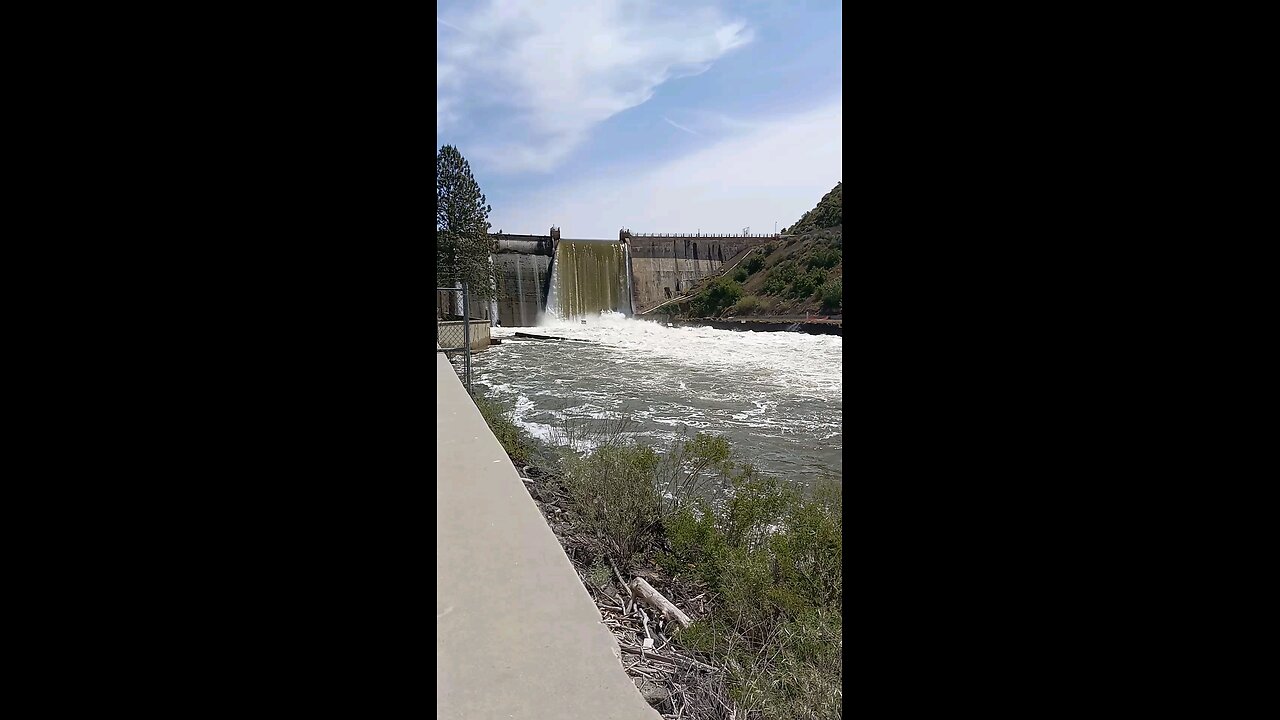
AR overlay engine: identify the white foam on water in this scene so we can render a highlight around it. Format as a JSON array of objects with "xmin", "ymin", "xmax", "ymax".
[{"xmin": 471, "ymin": 315, "xmax": 841, "ymax": 482}]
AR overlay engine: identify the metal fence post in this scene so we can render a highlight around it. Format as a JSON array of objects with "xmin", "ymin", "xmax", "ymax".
[{"xmin": 462, "ymin": 280, "xmax": 472, "ymax": 394}]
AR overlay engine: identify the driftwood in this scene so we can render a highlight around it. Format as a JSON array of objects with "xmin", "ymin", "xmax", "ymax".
[
  {"xmin": 619, "ymin": 644, "xmax": 719, "ymax": 672},
  {"xmin": 630, "ymin": 578, "xmax": 693, "ymax": 630}
]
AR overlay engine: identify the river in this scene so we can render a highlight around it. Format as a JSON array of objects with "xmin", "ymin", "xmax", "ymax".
[{"xmin": 460, "ymin": 313, "xmax": 842, "ymax": 491}]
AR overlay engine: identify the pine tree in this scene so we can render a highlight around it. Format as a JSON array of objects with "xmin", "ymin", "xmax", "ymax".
[{"xmin": 436, "ymin": 145, "xmax": 496, "ymax": 300}]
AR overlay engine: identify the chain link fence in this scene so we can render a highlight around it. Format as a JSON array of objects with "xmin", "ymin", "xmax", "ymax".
[
  {"xmin": 436, "ymin": 322, "xmax": 469, "ymax": 352},
  {"xmin": 437, "ymin": 282, "xmax": 475, "ymax": 392}
]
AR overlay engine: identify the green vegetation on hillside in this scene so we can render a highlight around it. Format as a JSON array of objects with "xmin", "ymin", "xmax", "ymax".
[
  {"xmin": 682, "ymin": 182, "xmax": 843, "ymax": 319},
  {"xmin": 787, "ymin": 181, "xmax": 842, "ymax": 236}
]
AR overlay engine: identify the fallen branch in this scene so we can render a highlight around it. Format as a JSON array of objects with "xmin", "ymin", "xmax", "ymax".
[
  {"xmin": 610, "ymin": 557, "xmax": 633, "ymax": 598},
  {"xmin": 619, "ymin": 644, "xmax": 719, "ymax": 673},
  {"xmin": 630, "ymin": 578, "xmax": 693, "ymax": 630}
]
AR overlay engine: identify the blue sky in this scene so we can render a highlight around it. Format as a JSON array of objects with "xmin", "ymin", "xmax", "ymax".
[{"xmin": 437, "ymin": 0, "xmax": 842, "ymax": 239}]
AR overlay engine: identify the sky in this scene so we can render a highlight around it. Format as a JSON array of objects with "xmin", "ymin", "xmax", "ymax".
[{"xmin": 437, "ymin": 0, "xmax": 841, "ymax": 239}]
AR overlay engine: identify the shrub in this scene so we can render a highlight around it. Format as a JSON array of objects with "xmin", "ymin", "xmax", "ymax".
[
  {"xmin": 659, "ymin": 502, "xmax": 722, "ymax": 583},
  {"xmin": 669, "ymin": 474, "xmax": 844, "ymax": 720},
  {"xmin": 762, "ymin": 275, "xmax": 788, "ymax": 296},
  {"xmin": 565, "ymin": 431, "xmax": 733, "ymax": 572},
  {"xmin": 562, "ymin": 443, "xmax": 663, "ymax": 571},
  {"xmin": 820, "ymin": 278, "xmax": 841, "ymax": 311},
  {"xmin": 770, "ymin": 485, "xmax": 843, "ymax": 607},
  {"xmin": 733, "ymin": 268, "xmax": 748, "ymax": 283},
  {"xmin": 744, "ymin": 253, "xmax": 766, "ymax": 274},
  {"xmin": 693, "ymin": 276, "xmax": 744, "ymax": 317},
  {"xmin": 789, "ymin": 269, "xmax": 824, "ymax": 299},
  {"xmin": 760, "ymin": 260, "xmax": 802, "ymax": 297},
  {"xmin": 805, "ymin": 246, "xmax": 841, "ymax": 270},
  {"xmin": 729, "ymin": 295, "xmax": 761, "ymax": 315},
  {"xmin": 774, "ymin": 260, "xmax": 799, "ymax": 283}
]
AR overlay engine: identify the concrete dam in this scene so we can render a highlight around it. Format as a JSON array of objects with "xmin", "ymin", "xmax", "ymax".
[
  {"xmin": 491, "ymin": 234, "xmax": 554, "ymax": 327},
  {"xmin": 490, "ymin": 228, "xmax": 777, "ymax": 326}
]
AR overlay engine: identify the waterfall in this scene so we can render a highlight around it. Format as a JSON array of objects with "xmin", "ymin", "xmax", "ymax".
[
  {"xmin": 488, "ymin": 255, "xmax": 499, "ymax": 326},
  {"xmin": 545, "ymin": 253, "xmax": 560, "ymax": 319},
  {"xmin": 515, "ymin": 255, "xmax": 526, "ymax": 326},
  {"xmin": 544, "ymin": 240, "xmax": 630, "ymax": 321},
  {"xmin": 623, "ymin": 242, "xmax": 635, "ymax": 316}
]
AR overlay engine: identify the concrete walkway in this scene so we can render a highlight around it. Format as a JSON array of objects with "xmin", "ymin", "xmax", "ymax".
[{"xmin": 436, "ymin": 351, "xmax": 661, "ymax": 720}]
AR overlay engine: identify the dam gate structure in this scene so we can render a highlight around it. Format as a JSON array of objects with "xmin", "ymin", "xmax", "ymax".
[{"xmin": 487, "ymin": 227, "xmax": 778, "ymax": 326}]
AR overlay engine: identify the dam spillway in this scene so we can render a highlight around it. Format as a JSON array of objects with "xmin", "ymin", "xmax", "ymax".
[
  {"xmin": 486, "ymin": 230, "xmax": 777, "ymax": 326},
  {"xmin": 545, "ymin": 240, "xmax": 633, "ymax": 321}
]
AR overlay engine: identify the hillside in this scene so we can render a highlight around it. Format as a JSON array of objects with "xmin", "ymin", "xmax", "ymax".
[
  {"xmin": 676, "ymin": 183, "xmax": 842, "ymax": 320},
  {"xmin": 785, "ymin": 181, "xmax": 841, "ymax": 235}
]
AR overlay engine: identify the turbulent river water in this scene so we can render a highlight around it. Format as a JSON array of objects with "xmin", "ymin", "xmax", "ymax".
[{"xmin": 461, "ymin": 313, "xmax": 842, "ymax": 491}]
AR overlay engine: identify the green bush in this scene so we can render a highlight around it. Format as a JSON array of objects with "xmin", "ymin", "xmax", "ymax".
[
  {"xmin": 763, "ymin": 275, "xmax": 788, "ymax": 296},
  {"xmin": 658, "ymin": 502, "xmax": 722, "ymax": 583},
  {"xmin": 562, "ymin": 444, "xmax": 663, "ymax": 570},
  {"xmin": 566, "ymin": 431, "xmax": 733, "ymax": 572},
  {"xmin": 692, "ymin": 276, "xmax": 744, "ymax": 317},
  {"xmin": 820, "ymin": 278, "xmax": 841, "ymax": 311},
  {"xmin": 722, "ymin": 608, "xmax": 843, "ymax": 719},
  {"xmin": 729, "ymin": 295, "xmax": 761, "ymax": 315},
  {"xmin": 668, "ymin": 473, "xmax": 844, "ymax": 720},
  {"xmin": 774, "ymin": 260, "xmax": 799, "ymax": 283},
  {"xmin": 805, "ymin": 246, "xmax": 841, "ymax": 270},
  {"xmin": 759, "ymin": 260, "xmax": 803, "ymax": 297},
  {"xmin": 733, "ymin": 268, "xmax": 748, "ymax": 283},
  {"xmin": 744, "ymin": 253, "xmax": 766, "ymax": 274},
  {"xmin": 789, "ymin": 269, "xmax": 824, "ymax": 299}
]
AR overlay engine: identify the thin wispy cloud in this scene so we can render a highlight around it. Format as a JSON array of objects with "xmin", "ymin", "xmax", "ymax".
[
  {"xmin": 490, "ymin": 97, "xmax": 842, "ymax": 238},
  {"xmin": 437, "ymin": 0, "xmax": 752, "ymax": 174},
  {"xmin": 662, "ymin": 116, "xmax": 701, "ymax": 136}
]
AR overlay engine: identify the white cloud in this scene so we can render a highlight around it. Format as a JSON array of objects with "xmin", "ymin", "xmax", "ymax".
[
  {"xmin": 662, "ymin": 116, "xmax": 701, "ymax": 136},
  {"xmin": 490, "ymin": 97, "xmax": 842, "ymax": 238},
  {"xmin": 437, "ymin": 0, "xmax": 752, "ymax": 173}
]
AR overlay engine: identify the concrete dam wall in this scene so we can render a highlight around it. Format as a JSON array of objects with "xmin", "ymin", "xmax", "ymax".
[
  {"xmin": 488, "ymin": 229, "xmax": 777, "ymax": 325},
  {"xmin": 491, "ymin": 234, "xmax": 554, "ymax": 327},
  {"xmin": 626, "ymin": 233, "xmax": 774, "ymax": 314}
]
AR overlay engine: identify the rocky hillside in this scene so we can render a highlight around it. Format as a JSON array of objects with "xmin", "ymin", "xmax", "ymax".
[{"xmin": 679, "ymin": 183, "xmax": 842, "ymax": 319}]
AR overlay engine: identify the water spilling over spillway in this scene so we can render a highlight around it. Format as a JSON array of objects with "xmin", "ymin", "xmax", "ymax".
[
  {"xmin": 545, "ymin": 241, "xmax": 633, "ymax": 320},
  {"xmin": 465, "ymin": 315, "xmax": 842, "ymax": 491}
]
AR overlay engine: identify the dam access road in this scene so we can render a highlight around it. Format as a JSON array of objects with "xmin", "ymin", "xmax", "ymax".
[{"xmin": 435, "ymin": 349, "xmax": 661, "ymax": 720}]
